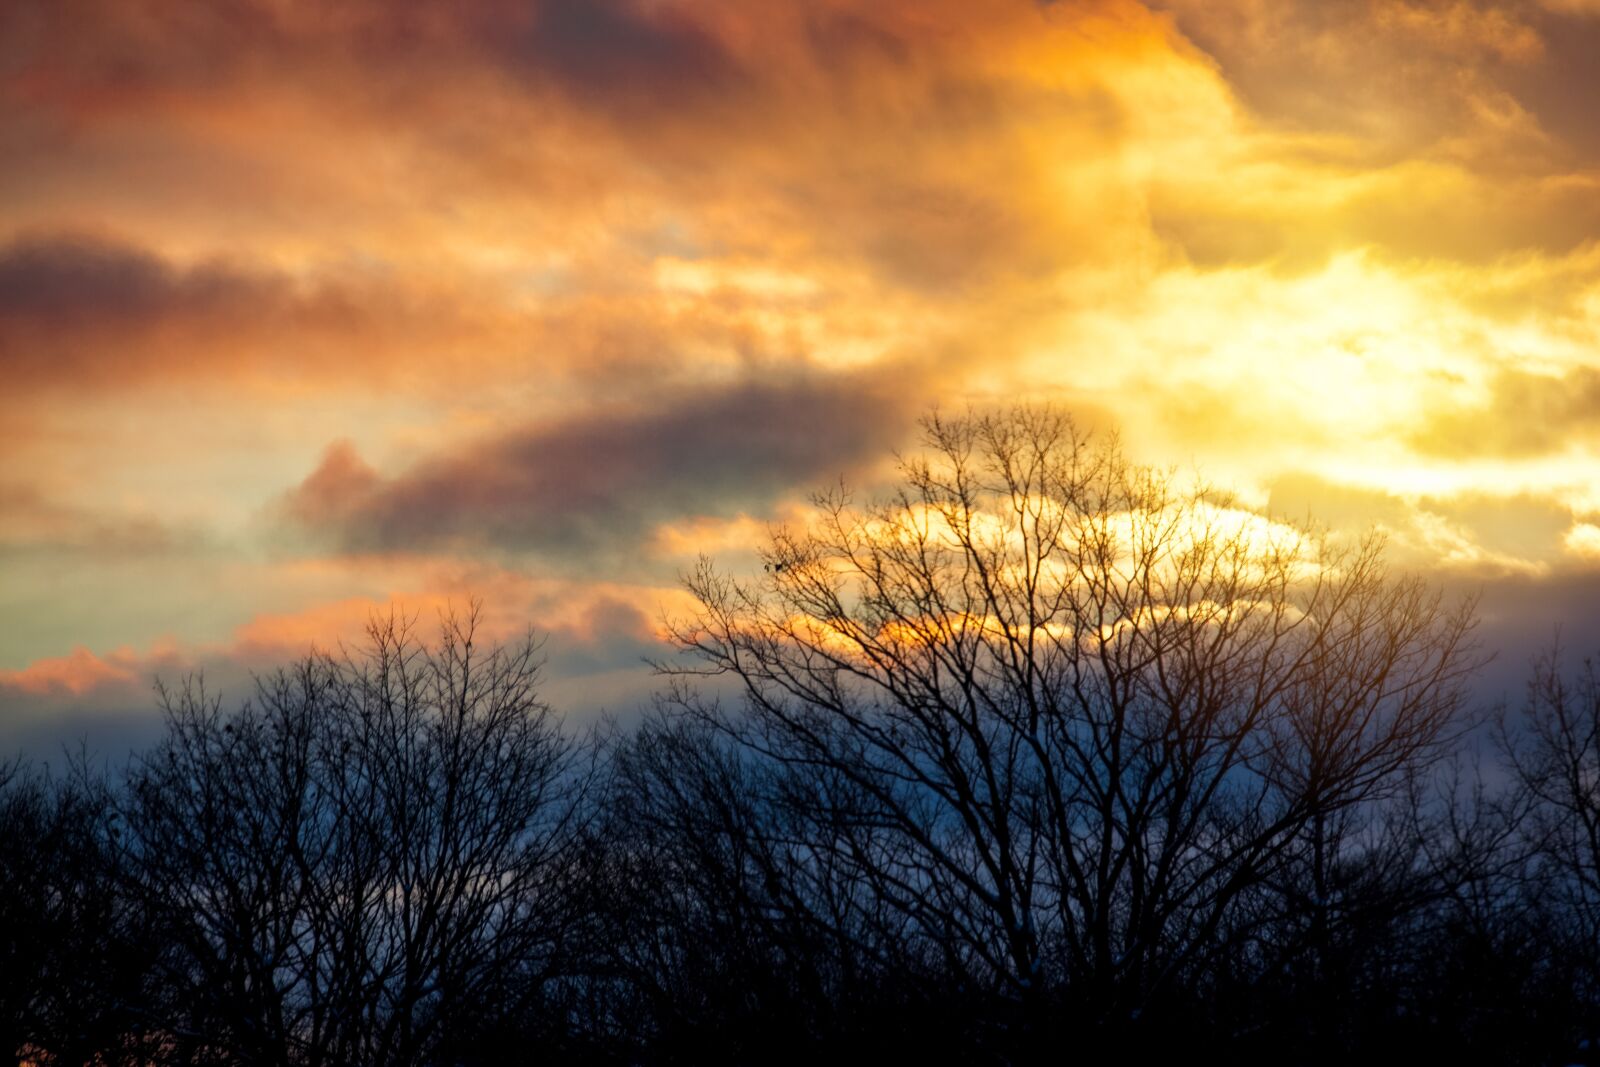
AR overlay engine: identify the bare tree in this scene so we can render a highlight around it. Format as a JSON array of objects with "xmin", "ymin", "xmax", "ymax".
[
  {"xmin": 1500, "ymin": 645, "xmax": 1600, "ymax": 1059},
  {"xmin": 122, "ymin": 604, "xmax": 592, "ymax": 1066},
  {"xmin": 661, "ymin": 407, "xmax": 1482, "ymax": 1049},
  {"xmin": 0, "ymin": 755, "xmax": 154, "ymax": 1066},
  {"xmin": 587, "ymin": 706, "xmax": 948, "ymax": 1060}
]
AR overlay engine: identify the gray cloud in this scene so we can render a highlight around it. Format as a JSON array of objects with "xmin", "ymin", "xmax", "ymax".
[
  {"xmin": 0, "ymin": 231, "xmax": 509, "ymax": 393},
  {"xmin": 0, "ymin": 233, "xmax": 275, "ymax": 381},
  {"xmin": 0, "ymin": 233, "xmax": 352, "ymax": 387},
  {"xmin": 284, "ymin": 370, "xmax": 918, "ymax": 557},
  {"xmin": 496, "ymin": 0, "xmax": 749, "ymax": 118}
]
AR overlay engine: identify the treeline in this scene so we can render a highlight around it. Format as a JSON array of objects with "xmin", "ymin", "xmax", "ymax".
[{"xmin": 4, "ymin": 410, "xmax": 1599, "ymax": 1065}]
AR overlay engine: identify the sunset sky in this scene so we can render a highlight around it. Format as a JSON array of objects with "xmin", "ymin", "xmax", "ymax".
[{"xmin": 4, "ymin": 0, "xmax": 1599, "ymax": 753}]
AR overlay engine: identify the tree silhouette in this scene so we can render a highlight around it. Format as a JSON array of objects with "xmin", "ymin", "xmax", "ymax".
[
  {"xmin": 0, "ymin": 757, "xmax": 152, "ymax": 1066},
  {"xmin": 119, "ymin": 605, "xmax": 592, "ymax": 1066},
  {"xmin": 1500, "ymin": 647, "xmax": 1600, "ymax": 1058},
  {"xmin": 661, "ymin": 407, "xmax": 1483, "ymax": 1054}
]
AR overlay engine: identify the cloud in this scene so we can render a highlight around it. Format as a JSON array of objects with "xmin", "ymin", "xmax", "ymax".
[
  {"xmin": 494, "ymin": 0, "xmax": 750, "ymax": 119},
  {"xmin": 1412, "ymin": 365, "xmax": 1600, "ymax": 458},
  {"xmin": 546, "ymin": 595, "xmax": 665, "ymax": 677},
  {"xmin": 1153, "ymin": 0, "xmax": 1600, "ymax": 188},
  {"xmin": 276, "ymin": 440, "xmax": 381, "ymax": 529},
  {"xmin": 1266, "ymin": 470, "xmax": 1575, "ymax": 572},
  {"xmin": 0, "ymin": 481, "xmax": 182, "ymax": 556},
  {"xmin": 1266, "ymin": 472, "xmax": 1415, "ymax": 530},
  {"xmin": 0, "ymin": 233, "xmax": 269, "ymax": 385},
  {"xmin": 1152, "ymin": 0, "xmax": 1543, "ymax": 147},
  {"xmin": 282, "ymin": 369, "xmax": 918, "ymax": 557},
  {"xmin": 0, "ymin": 232, "xmax": 504, "ymax": 393},
  {"xmin": 0, "ymin": 646, "xmax": 140, "ymax": 697}
]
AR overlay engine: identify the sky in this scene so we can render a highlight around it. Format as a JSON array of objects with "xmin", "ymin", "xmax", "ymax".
[{"xmin": 3, "ymin": 0, "xmax": 1600, "ymax": 755}]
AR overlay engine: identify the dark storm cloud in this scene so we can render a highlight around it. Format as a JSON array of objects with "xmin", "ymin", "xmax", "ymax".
[
  {"xmin": 285, "ymin": 370, "xmax": 918, "ymax": 556},
  {"xmin": 1412, "ymin": 365, "xmax": 1600, "ymax": 458}
]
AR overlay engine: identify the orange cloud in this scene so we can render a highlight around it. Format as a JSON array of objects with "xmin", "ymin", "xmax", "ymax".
[{"xmin": 0, "ymin": 646, "xmax": 140, "ymax": 696}]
